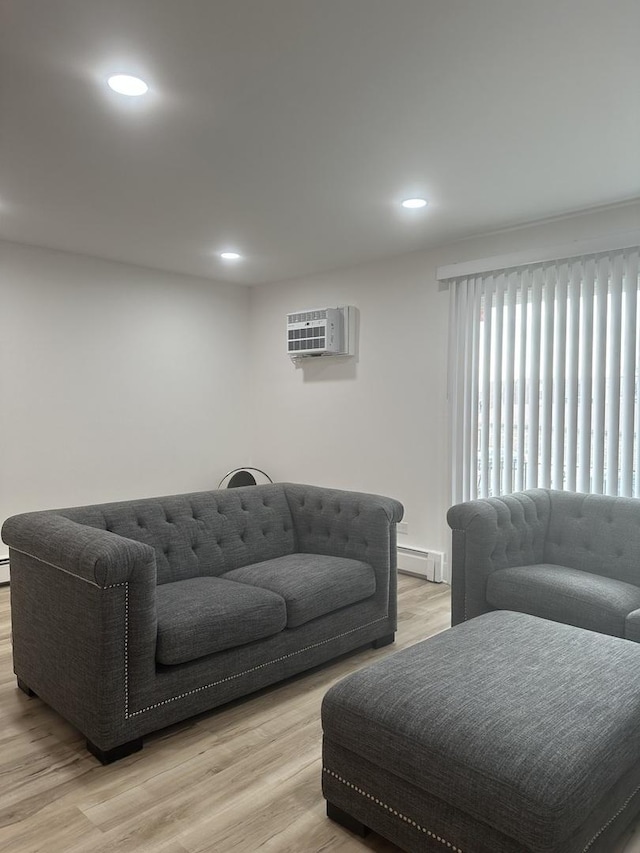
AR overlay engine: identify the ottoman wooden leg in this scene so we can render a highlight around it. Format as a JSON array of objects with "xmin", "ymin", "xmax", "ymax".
[
  {"xmin": 17, "ymin": 678, "xmax": 36, "ymax": 697},
  {"xmin": 327, "ymin": 801, "xmax": 370, "ymax": 837},
  {"xmin": 86, "ymin": 737, "xmax": 143, "ymax": 765}
]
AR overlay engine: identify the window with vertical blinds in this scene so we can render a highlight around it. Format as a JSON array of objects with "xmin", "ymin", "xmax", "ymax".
[{"xmin": 448, "ymin": 247, "xmax": 640, "ymax": 503}]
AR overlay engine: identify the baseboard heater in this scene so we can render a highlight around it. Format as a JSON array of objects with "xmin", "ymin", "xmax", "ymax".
[
  {"xmin": 397, "ymin": 546, "xmax": 445, "ymax": 583},
  {"xmin": 0, "ymin": 556, "xmax": 9, "ymax": 585}
]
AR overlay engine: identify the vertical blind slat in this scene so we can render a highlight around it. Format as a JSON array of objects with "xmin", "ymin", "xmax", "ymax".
[
  {"xmin": 502, "ymin": 272, "xmax": 517, "ymax": 493},
  {"xmin": 461, "ymin": 278, "xmax": 474, "ymax": 501},
  {"xmin": 460, "ymin": 281, "xmax": 472, "ymax": 498},
  {"xmin": 515, "ymin": 269, "xmax": 528, "ymax": 492},
  {"xmin": 468, "ymin": 279, "xmax": 482, "ymax": 500},
  {"xmin": 480, "ymin": 279, "xmax": 493, "ymax": 497},
  {"xmin": 605, "ymin": 253, "xmax": 623, "ymax": 495},
  {"xmin": 448, "ymin": 280, "xmax": 461, "ymax": 501},
  {"xmin": 451, "ymin": 279, "xmax": 467, "ymax": 500},
  {"xmin": 539, "ymin": 267, "xmax": 556, "ymax": 488},
  {"xmin": 490, "ymin": 276, "xmax": 505, "ymax": 496},
  {"xmin": 551, "ymin": 263, "xmax": 568, "ymax": 488},
  {"xmin": 591, "ymin": 256, "xmax": 609, "ymax": 494},
  {"xmin": 577, "ymin": 258, "xmax": 595, "ymax": 493},
  {"xmin": 565, "ymin": 260, "xmax": 581, "ymax": 492},
  {"xmin": 620, "ymin": 250, "xmax": 638, "ymax": 496},
  {"xmin": 526, "ymin": 268, "xmax": 543, "ymax": 489}
]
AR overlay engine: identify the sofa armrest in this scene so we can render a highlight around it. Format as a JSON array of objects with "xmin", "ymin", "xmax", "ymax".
[
  {"xmin": 2, "ymin": 512, "xmax": 158, "ymax": 744},
  {"xmin": 446, "ymin": 490, "xmax": 551, "ymax": 624},
  {"xmin": 2, "ymin": 511, "xmax": 156, "ymax": 587},
  {"xmin": 283, "ymin": 483, "xmax": 403, "ymax": 624}
]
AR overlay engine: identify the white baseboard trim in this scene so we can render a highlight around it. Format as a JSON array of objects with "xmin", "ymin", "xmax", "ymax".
[{"xmin": 397, "ymin": 547, "xmax": 445, "ymax": 583}]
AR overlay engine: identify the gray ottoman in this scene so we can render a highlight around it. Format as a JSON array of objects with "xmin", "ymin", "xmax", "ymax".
[{"xmin": 322, "ymin": 610, "xmax": 640, "ymax": 853}]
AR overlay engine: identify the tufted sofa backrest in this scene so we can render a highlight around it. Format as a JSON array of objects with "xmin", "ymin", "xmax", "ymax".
[
  {"xmin": 283, "ymin": 482, "xmax": 402, "ymax": 570},
  {"xmin": 545, "ymin": 490, "xmax": 640, "ymax": 585},
  {"xmin": 483, "ymin": 490, "xmax": 550, "ymax": 568},
  {"xmin": 60, "ymin": 484, "xmax": 296, "ymax": 584}
]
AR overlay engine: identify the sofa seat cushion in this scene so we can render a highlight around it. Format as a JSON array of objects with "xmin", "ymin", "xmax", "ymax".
[
  {"xmin": 221, "ymin": 554, "xmax": 376, "ymax": 628},
  {"xmin": 486, "ymin": 563, "xmax": 640, "ymax": 637},
  {"xmin": 155, "ymin": 577, "xmax": 287, "ymax": 665}
]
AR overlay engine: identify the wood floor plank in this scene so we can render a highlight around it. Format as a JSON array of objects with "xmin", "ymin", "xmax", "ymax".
[{"xmin": 0, "ymin": 802, "xmax": 103, "ymax": 853}]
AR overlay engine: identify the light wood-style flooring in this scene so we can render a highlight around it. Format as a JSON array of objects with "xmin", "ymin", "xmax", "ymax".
[
  {"xmin": 0, "ymin": 575, "xmax": 449, "ymax": 852},
  {"xmin": 2, "ymin": 576, "xmax": 640, "ymax": 853}
]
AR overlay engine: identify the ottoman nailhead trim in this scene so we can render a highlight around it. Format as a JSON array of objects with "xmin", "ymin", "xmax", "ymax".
[
  {"xmin": 323, "ymin": 768, "xmax": 463, "ymax": 852},
  {"xmin": 582, "ymin": 780, "xmax": 640, "ymax": 852}
]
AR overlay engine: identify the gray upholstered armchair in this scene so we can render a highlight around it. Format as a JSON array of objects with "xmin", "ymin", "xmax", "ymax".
[{"xmin": 447, "ymin": 489, "xmax": 640, "ymax": 641}]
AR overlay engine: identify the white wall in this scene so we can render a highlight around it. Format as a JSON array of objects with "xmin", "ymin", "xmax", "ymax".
[
  {"xmin": 0, "ymin": 241, "xmax": 252, "ymax": 559},
  {"xmin": 250, "ymin": 201, "xmax": 640, "ymax": 575},
  {"xmin": 2, "ymin": 202, "xmax": 638, "ymax": 580}
]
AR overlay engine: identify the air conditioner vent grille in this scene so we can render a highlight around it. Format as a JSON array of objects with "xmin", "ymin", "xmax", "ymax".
[
  {"xmin": 288, "ymin": 326, "xmax": 326, "ymax": 351},
  {"xmin": 287, "ymin": 309, "xmax": 328, "ymax": 324}
]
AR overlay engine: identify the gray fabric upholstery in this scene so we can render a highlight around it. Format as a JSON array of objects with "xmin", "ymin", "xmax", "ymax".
[
  {"xmin": 447, "ymin": 489, "xmax": 551, "ymax": 624},
  {"xmin": 2, "ymin": 482, "xmax": 402, "ymax": 754},
  {"xmin": 59, "ymin": 484, "xmax": 297, "ymax": 584},
  {"xmin": 155, "ymin": 577, "xmax": 286, "ymax": 664},
  {"xmin": 487, "ymin": 563, "xmax": 640, "ymax": 637},
  {"xmin": 0, "ymin": 511, "xmax": 156, "ymax": 587},
  {"xmin": 323, "ymin": 740, "xmax": 528, "ymax": 853},
  {"xmin": 626, "ymin": 608, "xmax": 640, "ymax": 642},
  {"xmin": 322, "ymin": 611, "xmax": 640, "ymax": 853},
  {"xmin": 544, "ymin": 490, "xmax": 640, "ymax": 584},
  {"xmin": 447, "ymin": 489, "xmax": 640, "ymax": 632},
  {"xmin": 284, "ymin": 483, "xmax": 400, "ymax": 565},
  {"xmin": 323, "ymin": 733, "xmax": 640, "ymax": 853},
  {"xmin": 222, "ymin": 553, "xmax": 376, "ymax": 627},
  {"xmin": 284, "ymin": 483, "xmax": 402, "ymax": 630}
]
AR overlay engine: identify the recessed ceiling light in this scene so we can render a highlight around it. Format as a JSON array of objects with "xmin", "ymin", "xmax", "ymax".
[
  {"xmin": 401, "ymin": 198, "xmax": 428, "ymax": 209},
  {"xmin": 220, "ymin": 252, "xmax": 242, "ymax": 261},
  {"xmin": 107, "ymin": 74, "xmax": 149, "ymax": 96}
]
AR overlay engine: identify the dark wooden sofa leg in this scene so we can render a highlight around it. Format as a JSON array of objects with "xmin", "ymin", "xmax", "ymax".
[
  {"xmin": 17, "ymin": 678, "xmax": 36, "ymax": 697},
  {"xmin": 372, "ymin": 633, "xmax": 395, "ymax": 649},
  {"xmin": 86, "ymin": 737, "xmax": 143, "ymax": 765},
  {"xmin": 327, "ymin": 801, "xmax": 370, "ymax": 837}
]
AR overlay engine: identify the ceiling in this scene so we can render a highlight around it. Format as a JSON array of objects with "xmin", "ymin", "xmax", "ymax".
[{"xmin": 1, "ymin": 0, "xmax": 639, "ymax": 286}]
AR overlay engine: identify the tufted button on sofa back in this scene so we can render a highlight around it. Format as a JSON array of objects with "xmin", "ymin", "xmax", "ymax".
[
  {"xmin": 545, "ymin": 490, "xmax": 640, "ymax": 586},
  {"xmin": 61, "ymin": 484, "xmax": 296, "ymax": 584}
]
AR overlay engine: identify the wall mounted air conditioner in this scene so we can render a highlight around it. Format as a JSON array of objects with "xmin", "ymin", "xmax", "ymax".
[{"xmin": 286, "ymin": 306, "xmax": 354, "ymax": 358}]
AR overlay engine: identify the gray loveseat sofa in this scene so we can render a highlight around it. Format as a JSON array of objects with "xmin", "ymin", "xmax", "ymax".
[
  {"xmin": 447, "ymin": 488, "xmax": 640, "ymax": 639},
  {"xmin": 2, "ymin": 482, "xmax": 402, "ymax": 763}
]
